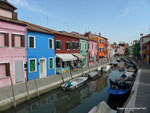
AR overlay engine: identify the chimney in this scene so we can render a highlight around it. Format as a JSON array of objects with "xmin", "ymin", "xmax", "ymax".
[
  {"xmin": 99, "ymin": 33, "xmax": 101, "ymax": 36},
  {"xmin": 140, "ymin": 33, "xmax": 143, "ymax": 37}
]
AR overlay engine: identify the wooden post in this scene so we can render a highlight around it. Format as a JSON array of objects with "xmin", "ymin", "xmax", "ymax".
[
  {"xmin": 25, "ymin": 78, "xmax": 30, "ymax": 101},
  {"xmin": 31, "ymin": 65, "xmax": 40, "ymax": 97},
  {"xmin": 70, "ymin": 65, "xmax": 73, "ymax": 79},
  {"xmin": 9, "ymin": 76, "xmax": 16, "ymax": 109}
]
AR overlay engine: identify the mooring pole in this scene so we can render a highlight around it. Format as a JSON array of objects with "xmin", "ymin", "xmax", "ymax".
[
  {"xmin": 24, "ymin": 78, "xmax": 30, "ymax": 101},
  {"xmin": 69, "ymin": 65, "xmax": 73, "ymax": 79},
  {"xmin": 9, "ymin": 76, "xmax": 16, "ymax": 109},
  {"xmin": 31, "ymin": 65, "xmax": 40, "ymax": 97},
  {"xmin": 60, "ymin": 71, "xmax": 65, "ymax": 84}
]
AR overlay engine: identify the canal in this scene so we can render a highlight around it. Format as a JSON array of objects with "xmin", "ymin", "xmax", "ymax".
[{"xmin": 4, "ymin": 61, "xmax": 127, "ymax": 113}]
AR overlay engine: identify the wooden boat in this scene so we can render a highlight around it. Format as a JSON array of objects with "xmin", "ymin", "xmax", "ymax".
[
  {"xmin": 108, "ymin": 79, "xmax": 132, "ymax": 97},
  {"xmin": 85, "ymin": 71, "xmax": 98, "ymax": 79},
  {"xmin": 61, "ymin": 77, "xmax": 88, "ymax": 91},
  {"xmin": 127, "ymin": 67, "xmax": 137, "ymax": 72}
]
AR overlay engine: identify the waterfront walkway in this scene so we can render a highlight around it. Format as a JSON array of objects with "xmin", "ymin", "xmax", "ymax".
[
  {"xmin": 125, "ymin": 58, "xmax": 150, "ymax": 113},
  {"xmin": 0, "ymin": 62, "xmax": 110, "ymax": 112}
]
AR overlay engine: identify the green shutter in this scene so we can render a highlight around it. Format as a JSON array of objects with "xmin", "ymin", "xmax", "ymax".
[
  {"xmin": 29, "ymin": 37, "xmax": 34, "ymax": 48},
  {"xmin": 30, "ymin": 60, "xmax": 35, "ymax": 72},
  {"xmin": 49, "ymin": 58, "xmax": 53, "ymax": 69},
  {"xmin": 49, "ymin": 39, "xmax": 52, "ymax": 49}
]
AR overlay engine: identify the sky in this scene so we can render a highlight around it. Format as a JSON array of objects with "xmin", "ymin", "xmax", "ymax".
[{"xmin": 8, "ymin": 0, "xmax": 150, "ymax": 44}]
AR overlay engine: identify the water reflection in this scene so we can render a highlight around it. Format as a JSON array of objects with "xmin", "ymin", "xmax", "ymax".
[{"xmin": 4, "ymin": 67, "xmax": 127, "ymax": 113}]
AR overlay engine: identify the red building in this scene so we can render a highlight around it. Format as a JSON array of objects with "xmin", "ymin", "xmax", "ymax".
[
  {"xmin": 103, "ymin": 37, "xmax": 108, "ymax": 59},
  {"xmin": 54, "ymin": 31, "xmax": 84, "ymax": 74}
]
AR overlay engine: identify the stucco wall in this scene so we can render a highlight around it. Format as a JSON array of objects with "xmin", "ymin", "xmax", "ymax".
[
  {"xmin": 27, "ymin": 30, "xmax": 55, "ymax": 81},
  {"xmin": 0, "ymin": 21, "xmax": 26, "ymax": 88},
  {"xmin": 88, "ymin": 40, "xmax": 97, "ymax": 65},
  {"xmin": 80, "ymin": 39, "xmax": 88, "ymax": 66}
]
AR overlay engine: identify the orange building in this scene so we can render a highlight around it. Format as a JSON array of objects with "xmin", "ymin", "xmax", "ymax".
[{"xmin": 97, "ymin": 36, "xmax": 105, "ymax": 62}]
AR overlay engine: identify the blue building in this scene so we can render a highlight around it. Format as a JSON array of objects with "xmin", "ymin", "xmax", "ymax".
[{"xmin": 26, "ymin": 22, "xmax": 55, "ymax": 81}]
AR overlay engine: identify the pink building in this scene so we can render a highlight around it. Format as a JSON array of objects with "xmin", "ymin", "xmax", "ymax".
[
  {"xmin": 0, "ymin": 0, "xmax": 27, "ymax": 88},
  {"xmin": 88, "ymin": 39, "xmax": 97, "ymax": 65}
]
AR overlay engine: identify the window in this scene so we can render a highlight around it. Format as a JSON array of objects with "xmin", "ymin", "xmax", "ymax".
[
  {"xmin": 95, "ymin": 45, "xmax": 97, "ymax": 49},
  {"xmin": 49, "ymin": 58, "xmax": 54, "ymax": 69},
  {"xmin": 79, "ymin": 43, "xmax": 81, "ymax": 50},
  {"xmin": 66, "ymin": 42, "xmax": 71, "ymax": 50},
  {"xmin": 0, "ymin": 63, "xmax": 10, "ymax": 78},
  {"xmin": 29, "ymin": 36, "xmax": 35, "ymax": 48},
  {"xmin": 88, "ymin": 43, "xmax": 90, "ymax": 49},
  {"xmin": 103, "ymin": 39, "xmax": 105, "ymax": 44},
  {"xmin": 55, "ymin": 40, "xmax": 62, "ymax": 49},
  {"xmin": 85, "ymin": 44, "xmax": 87, "ymax": 50},
  {"xmin": 100, "ymin": 39, "xmax": 101, "ymax": 43},
  {"xmin": 12, "ymin": 34, "xmax": 25, "ymax": 47},
  {"xmin": 72, "ymin": 42, "xmax": 76, "ymax": 50},
  {"xmin": 0, "ymin": 33, "xmax": 9, "ymax": 47},
  {"xmin": 76, "ymin": 42, "xmax": 79, "ymax": 49},
  {"xmin": 29, "ymin": 59, "xmax": 37, "ymax": 72},
  {"xmin": 92, "ymin": 44, "xmax": 94, "ymax": 49},
  {"xmin": 103, "ymin": 48, "xmax": 105, "ymax": 52},
  {"xmin": 100, "ymin": 48, "xmax": 101, "ymax": 52},
  {"xmin": 49, "ymin": 39, "xmax": 53, "ymax": 49}
]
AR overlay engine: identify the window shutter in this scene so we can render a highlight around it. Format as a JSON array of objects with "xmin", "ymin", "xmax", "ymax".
[
  {"xmin": 4, "ymin": 33, "xmax": 9, "ymax": 47},
  {"xmin": 66, "ymin": 42, "xmax": 68, "ymax": 49},
  {"xmin": 60, "ymin": 42, "xmax": 62, "ymax": 49},
  {"xmin": 6, "ymin": 63, "xmax": 10, "ymax": 76},
  {"xmin": 21, "ymin": 35, "xmax": 25, "ymax": 47},
  {"xmin": 11, "ymin": 34, "xmax": 15, "ymax": 47},
  {"xmin": 55, "ymin": 41, "xmax": 57, "ymax": 49}
]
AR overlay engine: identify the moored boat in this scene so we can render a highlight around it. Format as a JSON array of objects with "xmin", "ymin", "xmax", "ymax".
[
  {"xmin": 108, "ymin": 79, "xmax": 132, "ymax": 98},
  {"xmin": 61, "ymin": 77, "xmax": 88, "ymax": 91},
  {"xmin": 102, "ymin": 65, "xmax": 111, "ymax": 72},
  {"xmin": 85, "ymin": 71, "xmax": 98, "ymax": 79}
]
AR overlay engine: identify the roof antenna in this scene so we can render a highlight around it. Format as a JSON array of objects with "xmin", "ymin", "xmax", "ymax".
[{"xmin": 47, "ymin": 17, "xmax": 48, "ymax": 27}]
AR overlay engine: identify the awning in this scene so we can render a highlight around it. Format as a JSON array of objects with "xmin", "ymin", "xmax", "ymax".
[
  {"xmin": 72, "ymin": 53, "xmax": 85, "ymax": 59},
  {"xmin": 56, "ymin": 54, "xmax": 77, "ymax": 61}
]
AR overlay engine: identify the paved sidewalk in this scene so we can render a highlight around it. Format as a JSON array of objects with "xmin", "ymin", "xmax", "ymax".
[
  {"xmin": 125, "ymin": 58, "xmax": 150, "ymax": 113},
  {"xmin": 0, "ymin": 62, "xmax": 109, "ymax": 112},
  {"xmin": 134, "ymin": 61, "xmax": 150, "ymax": 113}
]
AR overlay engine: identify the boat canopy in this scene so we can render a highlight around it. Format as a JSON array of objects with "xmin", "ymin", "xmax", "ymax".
[
  {"xmin": 56, "ymin": 54, "xmax": 77, "ymax": 61},
  {"xmin": 72, "ymin": 53, "xmax": 85, "ymax": 59}
]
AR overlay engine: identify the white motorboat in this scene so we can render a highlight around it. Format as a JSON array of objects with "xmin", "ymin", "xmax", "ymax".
[
  {"xmin": 97, "ymin": 66, "xmax": 103, "ymax": 71},
  {"xmin": 102, "ymin": 65, "xmax": 111, "ymax": 72},
  {"xmin": 61, "ymin": 77, "xmax": 88, "ymax": 91}
]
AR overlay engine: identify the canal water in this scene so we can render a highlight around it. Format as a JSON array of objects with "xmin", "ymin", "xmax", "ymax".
[{"xmin": 4, "ymin": 61, "xmax": 127, "ymax": 113}]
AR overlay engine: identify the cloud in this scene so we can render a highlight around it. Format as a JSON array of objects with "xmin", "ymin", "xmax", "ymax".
[
  {"xmin": 122, "ymin": 7, "xmax": 129, "ymax": 16},
  {"xmin": 8, "ymin": 0, "xmax": 49, "ymax": 16},
  {"xmin": 115, "ymin": 7, "xmax": 129, "ymax": 19}
]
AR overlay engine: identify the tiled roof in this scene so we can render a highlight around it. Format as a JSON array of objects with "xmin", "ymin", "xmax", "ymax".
[
  {"xmin": 22, "ymin": 21, "xmax": 88, "ymax": 40},
  {"xmin": 22, "ymin": 21, "xmax": 54, "ymax": 34},
  {"xmin": 141, "ymin": 34, "xmax": 150, "ymax": 38},
  {"xmin": 0, "ymin": 16, "xmax": 26, "ymax": 26}
]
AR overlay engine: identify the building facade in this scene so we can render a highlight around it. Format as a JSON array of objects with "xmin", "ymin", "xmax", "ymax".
[
  {"xmin": 0, "ymin": 0, "xmax": 26, "ymax": 87},
  {"xmin": 55, "ymin": 31, "xmax": 83, "ymax": 74},
  {"xmin": 88, "ymin": 39, "xmax": 97, "ymax": 65},
  {"xmin": 26, "ymin": 23, "xmax": 55, "ymax": 80},
  {"xmin": 79, "ymin": 39, "xmax": 88, "ymax": 66}
]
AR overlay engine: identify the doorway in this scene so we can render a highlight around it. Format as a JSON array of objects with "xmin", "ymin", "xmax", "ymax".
[{"xmin": 39, "ymin": 59, "xmax": 46, "ymax": 78}]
